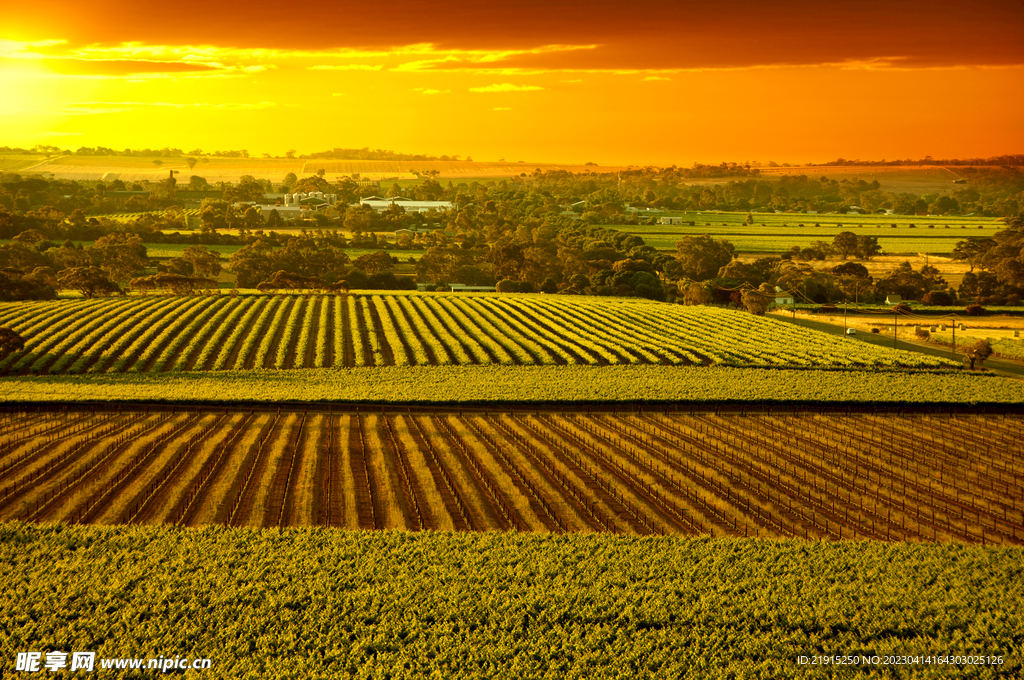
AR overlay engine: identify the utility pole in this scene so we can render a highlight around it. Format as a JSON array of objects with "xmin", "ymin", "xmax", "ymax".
[{"xmin": 893, "ymin": 308, "xmax": 897, "ymax": 349}]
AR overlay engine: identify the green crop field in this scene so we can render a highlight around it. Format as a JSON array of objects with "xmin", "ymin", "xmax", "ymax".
[
  {"xmin": 138, "ymin": 242, "xmax": 242, "ymax": 258},
  {"xmin": 634, "ymin": 234, "xmax": 976, "ymax": 254},
  {"xmin": 611, "ymin": 212, "xmax": 1002, "ymax": 253},
  {"xmin": 625, "ymin": 212, "xmax": 1001, "ymax": 229},
  {"xmin": 1, "ymin": 524, "xmax": 1019, "ymax": 678},
  {"xmin": 75, "ymin": 208, "xmax": 202, "ymax": 223},
  {"xmin": 5, "ymin": 365, "xmax": 1022, "ymax": 405},
  {"xmin": 0, "ymin": 294, "xmax": 960, "ymax": 377}
]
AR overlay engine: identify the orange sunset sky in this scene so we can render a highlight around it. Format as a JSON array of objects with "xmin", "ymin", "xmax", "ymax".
[{"xmin": 2, "ymin": 0, "xmax": 1022, "ymax": 165}]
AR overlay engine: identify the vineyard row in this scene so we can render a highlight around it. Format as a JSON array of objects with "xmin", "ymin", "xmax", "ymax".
[
  {"xmin": 1, "ymin": 410, "xmax": 1020, "ymax": 544},
  {"xmin": 0, "ymin": 294, "xmax": 958, "ymax": 375}
]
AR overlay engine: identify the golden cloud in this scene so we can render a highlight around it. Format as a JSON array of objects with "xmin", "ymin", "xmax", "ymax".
[{"xmin": 469, "ymin": 83, "xmax": 544, "ymax": 93}]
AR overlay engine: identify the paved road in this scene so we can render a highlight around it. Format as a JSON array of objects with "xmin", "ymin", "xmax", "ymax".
[{"xmin": 770, "ymin": 312, "xmax": 1024, "ymax": 379}]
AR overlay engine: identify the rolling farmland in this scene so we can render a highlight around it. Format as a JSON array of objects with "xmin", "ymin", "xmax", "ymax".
[
  {"xmin": 1, "ymin": 407, "xmax": 1021, "ymax": 545},
  {"xmin": 12, "ymin": 155, "xmax": 629, "ymax": 182},
  {"xmin": 19, "ymin": 156, "xmax": 305, "ymax": 182},
  {"xmin": 0, "ymin": 294, "xmax": 959, "ymax": 376}
]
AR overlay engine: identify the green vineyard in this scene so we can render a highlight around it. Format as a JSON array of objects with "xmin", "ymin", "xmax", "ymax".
[
  {"xmin": 0, "ymin": 294, "xmax": 959, "ymax": 375},
  {"xmin": 3, "ymin": 523, "xmax": 1020, "ymax": 679}
]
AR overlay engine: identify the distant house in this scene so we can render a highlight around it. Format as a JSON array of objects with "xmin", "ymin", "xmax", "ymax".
[
  {"xmin": 773, "ymin": 286, "xmax": 794, "ymax": 306},
  {"xmin": 660, "ymin": 216, "xmax": 684, "ymax": 225},
  {"xmin": 395, "ymin": 228, "xmax": 416, "ymax": 237}
]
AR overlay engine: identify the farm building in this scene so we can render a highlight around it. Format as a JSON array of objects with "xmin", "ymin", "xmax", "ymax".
[
  {"xmin": 660, "ymin": 216, "xmax": 684, "ymax": 225},
  {"xmin": 773, "ymin": 293, "xmax": 795, "ymax": 307},
  {"xmin": 357, "ymin": 196, "xmax": 454, "ymax": 213},
  {"xmin": 257, "ymin": 206, "xmax": 303, "ymax": 220},
  {"xmin": 284, "ymin": 192, "xmax": 339, "ymax": 206}
]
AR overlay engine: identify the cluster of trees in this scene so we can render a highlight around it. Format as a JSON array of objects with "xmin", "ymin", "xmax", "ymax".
[
  {"xmin": 409, "ymin": 222, "xmax": 668, "ymax": 300},
  {"xmin": 304, "ymin": 148, "xmax": 463, "ymax": 161},
  {"xmin": 3, "ymin": 144, "xmax": 467, "ymax": 162},
  {"xmin": 0, "ymin": 229, "xmax": 233, "ymax": 298},
  {"xmin": 0, "ymin": 174, "xmax": 180, "ymax": 219},
  {"xmin": 949, "ymin": 214, "xmax": 1024, "ymax": 305},
  {"xmin": 667, "ymin": 230, "xmax": 980, "ymax": 309},
  {"xmin": 227, "ymin": 237, "xmax": 415, "ymax": 291},
  {"xmin": 819, "ymin": 155, "xmax": 1024, "ymax": 167},
  {"xmin": 3, "ymin": 166, "xmax": 1024, "ymax": 306},
  {"xmin": 627, "ymin": 173, "xmax": 1022, "ymax": 217}
]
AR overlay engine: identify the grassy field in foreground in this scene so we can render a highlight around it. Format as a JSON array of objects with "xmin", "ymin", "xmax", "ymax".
[
  {"xmin": 1, "ymin": 523, "xmax": 1019, "ymax": 679},
  {"xmin": 1, "ymin": 365, "xmax": 1020, "ymax": 404}
]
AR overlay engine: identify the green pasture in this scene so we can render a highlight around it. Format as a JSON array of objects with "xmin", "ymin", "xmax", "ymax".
[
  {"xmin": 0, "ymin": 239, "xmax": 415, "ymax": 261},
  {"xmin": 612, "ymin": 212, "xmax": 1002, "ymax": 253},
  {"xmin": 633, "ymin": 234, "xmax": 975, "ymax": 254},
  {"xmin": 2, "ymin": 365, "xmax": 1021, "ymax": 405},
  {"xmin": 139, "ymin": 243, "xmax": 243, "ymax": 258},
  {"xmin": 621, "ymin": 211, "xmax": 1001, "ymax": 229}
]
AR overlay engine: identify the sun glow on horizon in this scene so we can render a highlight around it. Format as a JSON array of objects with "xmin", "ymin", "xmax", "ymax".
[{"xmin": 1, "ymin": 15, "xmax": 1022, "ymax": 165}]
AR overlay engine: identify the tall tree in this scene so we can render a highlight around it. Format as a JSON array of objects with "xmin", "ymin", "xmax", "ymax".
[
  {"xmin": 56, "ymin": 266, "xmax": 121, "ymax": 298},
  {"xmin": 88, "ymin": 233, "xmax": 148, "ymax": 284},
  {"xmin": 674, "ymin": 235, "xmax": 734, "ymax": 281},
  {"xmin": 182, "ymin": 245, "xmax": 222, "ymax": 279},
  {"xmin": 832, "ymin": 231, "xmax": 858, "ymax": 260}
]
